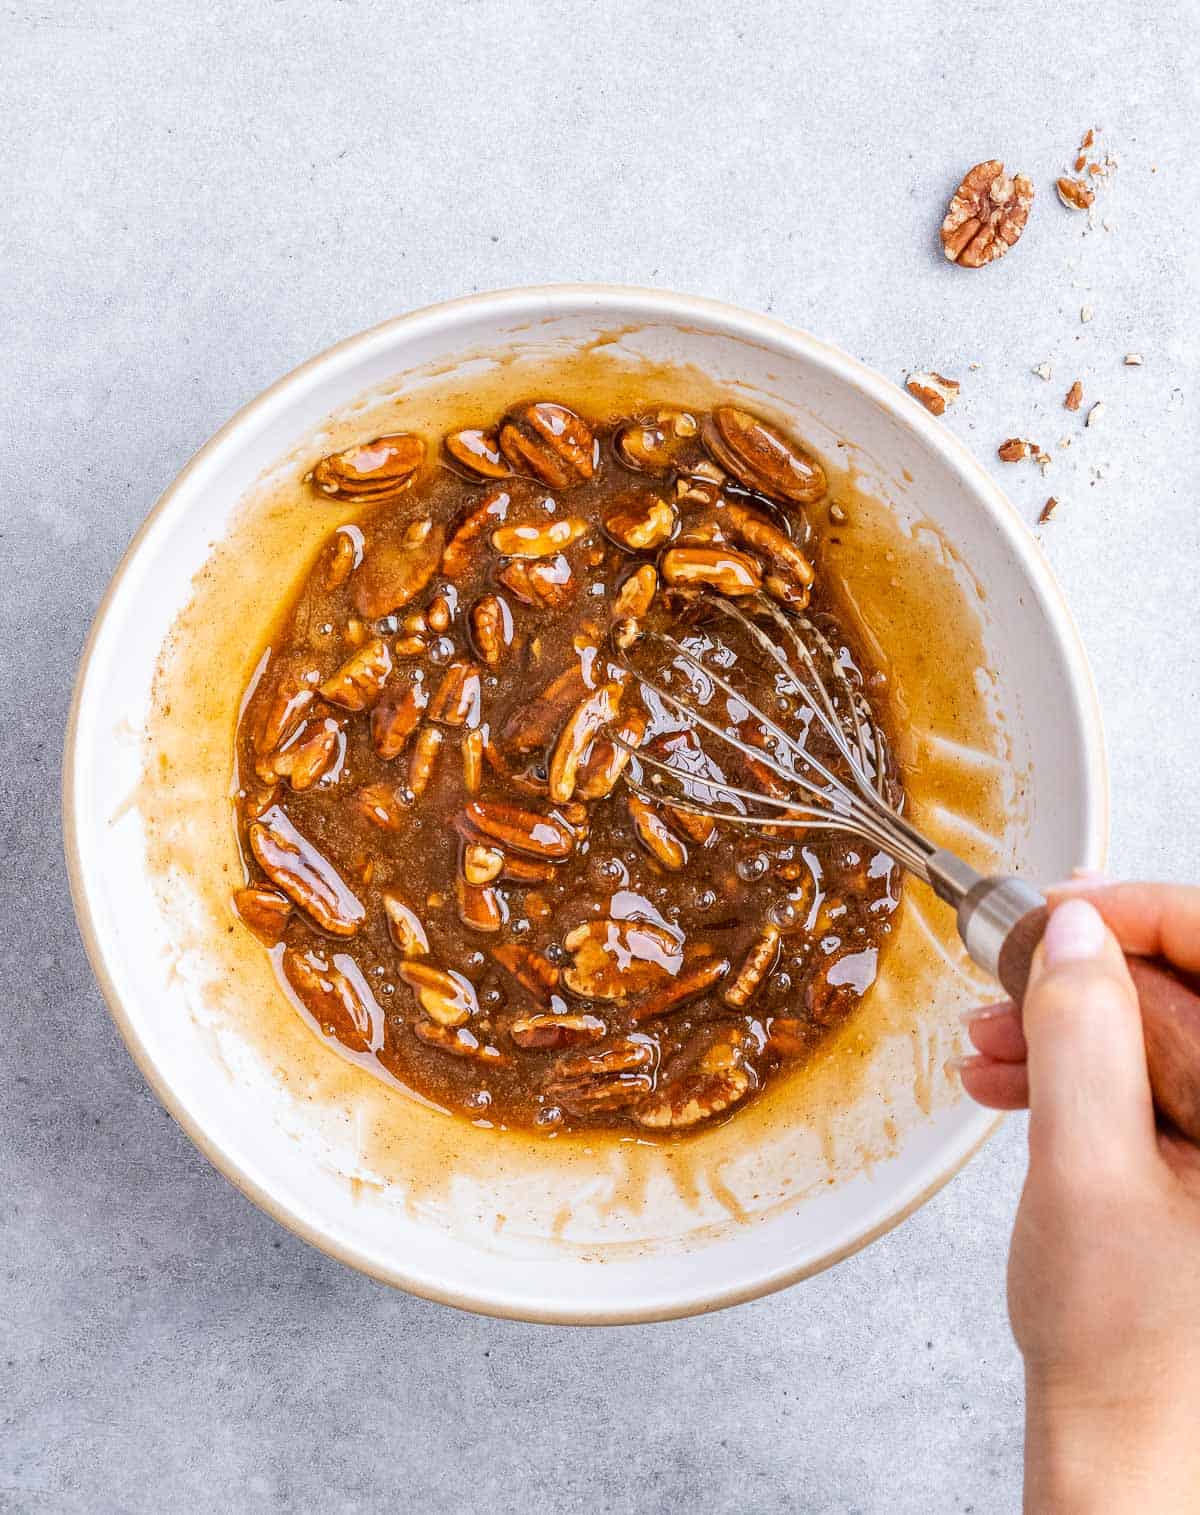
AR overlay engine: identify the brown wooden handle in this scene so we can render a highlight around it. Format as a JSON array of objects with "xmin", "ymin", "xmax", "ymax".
[{"xmin": 997, "ymin": 905, "xmax": 1200, "ymax": 1144}]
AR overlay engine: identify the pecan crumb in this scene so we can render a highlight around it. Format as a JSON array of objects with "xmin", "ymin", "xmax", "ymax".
[
  {"xmin": 1080, "ymin": 305, "xmax": 1094, "ymax": 323},
  {"xmin": 905, "ymin": 371, "xmax": 961, "ymax": 415},
  {"xmin": 1123, "ymin": 353, "xmax": 1144, "ymax": 366},
  {"xmin": 1039, "ymin": 497, "xmax": 1059, "ymax": 524},
  {"xmin": 1080, "ymin": 128, "xmax": 1096, "ymax": 151},
  {"xmin": 1064, "ymin": 381, "xmax": 1084, "ymax": 412},
  {"xmin": 1032, "ymin": 362, "xmax": 1053, "ymax": 381},
  {"xmin": 1085, "ymin": 401, "xmax": 1105, "ymax": 428},
  {"xmin": 940, "ymin": 160, "xmax": 1035, "ymax": 268},
  {"xmin": 1056, "ymin": 176, "xmax": 1095, "ymax": 211}
]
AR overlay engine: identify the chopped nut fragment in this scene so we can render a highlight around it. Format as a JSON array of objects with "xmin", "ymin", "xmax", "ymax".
[
  {"xmin": 1080, "ymin": 305, "xmax": 1094, "ymax": 324},
  {"xmin": 1056, "ymin": 177, "xmax": 1095, "ymax": 211},
  {"xmin": 1038, "ymin": 497, "xmax": 1059, "ymax": 524},
  {"xmin": 998, "ymin": 438, "xmax": 1032, "ymax": 463},
  {"xmin": 1124, "ymin": 353, "xmax": 1144, "ymax": 366},
  {"xmin": 1085, "ymin": 402, "xmax": 1105, "ymax": 428},
  {"xmin": 1032, "ymin": 363, "xmax": 1053, "ymax": 382},
  {"xmin": 905, "ymin": 371, "xmax": 960, "ymax": 416},
  {"xmin": 1064, "ymin": 381, "xmax": 1084, "ymax": 412}
]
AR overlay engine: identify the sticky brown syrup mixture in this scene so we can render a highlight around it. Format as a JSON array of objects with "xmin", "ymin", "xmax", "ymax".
[{"xmin": 232, "ymin": 400, "xmax": 903, "ymax": 1134}]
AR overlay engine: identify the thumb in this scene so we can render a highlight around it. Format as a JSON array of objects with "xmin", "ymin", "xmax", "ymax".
[{"xmin": 1023, "ymin": 897, "xmax": 1157, "ymax": 1171}]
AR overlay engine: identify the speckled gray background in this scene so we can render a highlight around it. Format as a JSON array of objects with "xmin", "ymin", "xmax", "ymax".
[{"xmin": 4, "ymin": 1, "xmax": 1198, "ymax": 1511}]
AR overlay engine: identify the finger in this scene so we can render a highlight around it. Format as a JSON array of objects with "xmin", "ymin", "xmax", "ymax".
[
  {"xmin": 1023, "ymin": 898, "xmax": 1157, "ymax": 1169},
  {"xmin": 963, "ymin": 1002, "xmax": 1027, "ymax": 1062},
  {"xmin": 1046, "ymin": 881, "xmax": 1200, "ymax": 976},
  {"xmin": 951, "ymin": 1054, "xmax": 1029, "ymax": 1110}
]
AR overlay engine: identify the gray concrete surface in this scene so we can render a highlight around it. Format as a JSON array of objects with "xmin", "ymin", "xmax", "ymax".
[{"xmin": 3, "ymin": 1, "xmax": 1198, "ymax": 1510}]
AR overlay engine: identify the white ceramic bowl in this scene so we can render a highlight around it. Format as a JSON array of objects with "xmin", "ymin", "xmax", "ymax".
[{"xmin": 64, "ymin": 287, "xmax": 1107, "ymax": 1322}]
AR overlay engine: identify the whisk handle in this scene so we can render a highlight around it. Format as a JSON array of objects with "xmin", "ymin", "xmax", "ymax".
[{"xmin": 995, "ymin": 899, "xmax": 1200, "ymax": 1146}]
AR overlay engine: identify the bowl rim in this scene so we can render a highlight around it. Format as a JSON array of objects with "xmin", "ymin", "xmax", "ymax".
[{"xmin": 62, "ymin": 283, "xmax": 1109, "ymax": 1322}]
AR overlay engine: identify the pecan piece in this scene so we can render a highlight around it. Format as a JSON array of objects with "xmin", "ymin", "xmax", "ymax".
[
  {"xmin": 1055, "ymin": 176, "xmax": 1094, "ymax": 211},
  {"xmin": 548, "ymin": 681, "xmax": 622, "ymax": 802},
  {"xmin": 700, "ymin": 407, "xmax": 827, "ymax": 505},
  {"xmin": 352, "ymin": 518, "xmax": 446, "ymax": 620},
  {"xmin": 282, "ymin": 947, "xmax": 383, "ymax": 1053},
  {"xmin": 627, "ymin": 794, "xmax": 688, "ymax": 870},
  {"xmin": 319, "ymin": 638, "xmax": 393, "ymax": 711},
  {"xmin": 461, "ymin": 727, "xmax": 484, "ymax": 794},
  {"xmin": 309, "ymin": 433, "xmax": 425, "ymax": 503},
  {"xmin": 397, "ymin": 960, "xmax": 478, "ymax": 1027},
  {"xmin": 263, "ymin": 717, "xmax": 343, "ymax": 791},
  {"xmin": 413, "ymin": 1022, "xmax": 506, "ymax": 1063},
  {"xmin": 630, "ymin": 954, "xmax": 730, "ymax": 1023},
  {"xmin": 723, "ymin": 925, "xmax": 781, "ymax": 1008},
  {"xmin": 724, "ymin": 503, "xmax": 814, "ymax": 595},
  {"xmin": 407, "ymin": 723, "xmax": 443, "ymax": 798},
  {"xmin": 496, "ymin": 852, "xmax": 559, "ymax": 884},
  {"xmin": 462, "ymin": 799, "xmax": 574, "ymax": 859},
  {"xmin": 428, "ymin": 660, "xmax": 482, "ymax": 728},
  {"xmin": 601, "ymin": 489, "xmax": 677, "ymax": 552},
  {"xmin": 462, "ymin": 841, "xmax": 504, "ymax": 885},
  {"xmin": 491, "ymin": 941, "xmax": 560, "ymax": 1006},
  {"xmin": 444, "ymin": 427, "xmax": 512, "ymax": 481},
  {"xmin": 614, "ymin": 409, "xmax": 699, "ymax": 476},
  {"xmin": 546, "ymin": 1040, "xmax": 655, "ymax": 1113},
  {"xmin": 233, "ymin": 885, "xmax": 293, "ymax": 944},
  {"xmin": 352, "ymin": 782, "xmax": 404, "ymax": 831},
  {"xmin": 562, "ymin": 918, "xmax": 683, "ymax": 1000},
  {"xmin": 634, "ymin": 1026, "xmax": 755, "ymax": 1130},
  {"xmin": 940, "ymin": 160, "xmax": 1034, "ymax": 268},
  {"xmin": 660, "ymin": 546, "xmax": 762, "ymax": 596},
  {"xmin": 491, "ymin": 517, "xmax": 589, "ymax": 558},
  {"xmin": 905, "ymin": 372, "xmax": 961, "ymax": 416},
  {"xmin": 254, "ymin": 667, "xmax": 315, "ymax": 758},
  {"xmin": 320, "ymin": 526, "xmax": 362, "ymax": 590},
  {"xmin": 510, "ymin": 1013, "xmax": 606, "ymax": 1050},
  {"xmin": 499, "ymin": 663, "xmax": 589, "ymax": 754},
  {"xmin": 612, "ymin": 564, "xmax": 657, "ymax": 620},
  {"xmin": 382, "ymin": 892, "xmax": 429, "ymax": 957},
  {"xmin": 1064, "ymin": 380, "xmax": 1083, "ymax": 412},
  {"xmin": 456, "ymin": 877, "xmax": 506, "ymax": 933},
  {"xmin": 249, "ymin": 806, "xmax": 365, "ymax": 936},
  {"xmin": 370, "ymin": 682, "xmax": 428, "ymax": 759},
  {"xmin": 469, "ymin": 593, "xmax": 513, "ymax": 667},
  {"xmin": 576, "ymin": 708, "xmax": 646, "ymax": 800},
  {"xmin": 441, "ymin": 488, "xmax": 511, "ymax": 579},
  {"xmin": 496, "ymin": 553, "xmax": 577, "ymax": 609},
  {"xmin": 498, "ymin": 402, "xmax": 597, "ymax": 489}
]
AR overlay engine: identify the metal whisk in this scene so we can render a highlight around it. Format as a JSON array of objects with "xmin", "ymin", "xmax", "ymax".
[{"xmin": 611, "ymin": 593, "xmax": 1200, "ymax": 1147}]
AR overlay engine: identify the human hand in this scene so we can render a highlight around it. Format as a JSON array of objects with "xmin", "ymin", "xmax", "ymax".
[{"xmin": 955, "ymin": 883, "xmax": 1200, "ymax": 1513}]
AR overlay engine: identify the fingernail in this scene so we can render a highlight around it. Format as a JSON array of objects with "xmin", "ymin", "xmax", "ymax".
[
  {"xmin": 1049, "ymin": 868, "xmax": 1109, "ymax": 893},
  {"xmin": 944, "ymin": 1054, "xmax": 985, "ymax": 1077},
  {"xmin": 1043, "ymin": 898, "xmax": 1106, "ymax": 967},
  {"xmin": 960, "ymin": 1003, "xmax": 1011, "ymax": 1025}
]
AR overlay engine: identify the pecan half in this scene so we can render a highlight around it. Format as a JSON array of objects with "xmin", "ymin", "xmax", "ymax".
[
  {"xmin": 491, "ymin": 941, "xmax": 560, "ymax": 1006},
  {"xmin": 940, "ymin": 160, "xmax": 1034, "ymax": 268},
  {"xmin": 469, "ymin": 593, "xmax": 513, "ymax": 667},
  {"xmin": 660, "ymin": 546, "xmax": 762, "ymax": 596},
  {"xmin": 254, "ymin": 668, "xmax": 315, "ymax": 758},
  {"xmin": 546, "ymin": 1039, "xmax": 655, "ymax": 1113},
  {"xmin": 724, "ymin": 503, "xmax": 814, "ymax": 593},
  {"xmin": 282, "ymin": 946, "xmax": 383, "ymax": 1053},
  {"xmin": 634, "ymin": 1026, "xmax": 755, "ymax": 1129},
  {"xmin": 428, "ymin": 661, "xmax": 482, "ymax": 728},
  {"xmin": 548, "ymin": 681, "xmax": 622, "ymax": 802},
  {"xmin": 498, "ymin": 664, "xmax": 589, "ymax": 754},
  {"xmin": 309, "ymin": 433, "xmax": 425, "ymax": 503},
  {"xmin": 263, "ymin": 717, "xmax": 343, "ymax": 791},
  {"xmin": 407, "ymin": 723, "xmax": 443, "ymax": 798},
  {"xmin": 413, "ymin": 1022, "xmax": 506, "ymax": 1063},
  {"xmin": 370, "ymin": 682, "xmax": 428, "ymax": 759},
  {"xmin": 614, "ymin": 409, "xmax": 698, "ymax": 476},
  {"xmin": 498, "ymin": 402, "xmax": 597, "ymax": 489},
  {"xmin": 382, "ymin": 892, "xmax": 429, "ymax": 957},
  {"xmin": 462, "ymin": 799, "xmax": 574, "ymax": 859},
  {"xmin": 601, "ymin": 489, "xmax": 677, "ymax": 552},
  {"xmin": 496, "ymin": 554, "xmax": 577, "ymax": 610},
  {"xmin": 461, "ymin": 727, "xmax": 484, "ymax": 794},
  {"xmin": 444, "ymin": 427, "xmax": 512, "ymax": 481},
  {"xmin": 723, "ymin": 924, "xmax": 781, "ymax": 1007},
  {"xmin": 700, "ymin": 407, "xmax": 827, "ymax": 505},
  {"xmin": 612, "ymin": 564, "xmax": 657, "ymax": 620},
  {"xmin": 352, "ymin": 782, "xmax": 405, "ymax": 831},
  {"xmin": 320, "ymin": 638, "xmax": 393, "ymax": 711},
  {"xmin": 576, "ymin": 708, "xmax": 646, "ymax": 800},
  {"xmin": 233, "ymin": 885, "xmax": 293, "ymax": 944},
  {"xmin": 456, "ymin": 877, "xmax": 506, "ymax": 933},
  {"xmin": 562, "ymin": 918, "xmax": 683, "ymax": 1000},
  {"xmin": 510, "ymin": 1012, "xmax": 606, "ymax": 1050},
  {"xmin": 352, "ymin": 518, "xmax": 445, "ymax": 620},
  {"xmin": 627, "ymin": 794, "xmax": 688, "ymax": 870},
  {"xmin": 320, "ymin": 527, "xmax": 362, "ymax": 590},
  {"xmin": 491, "ymin": 517, "xmax": 589, "ymax": 558},
  {"xmin": 397, "ymin": 961, "xmax": 478, "ymax": 1027},
  {"xmin": 441, "ymin": 488, "xmax": 511, "ymax": 579},
  {"xmin": 249, "ymin": 806, "xmax": 365, "ymax": 936},
  {"xmin": 630, "ymin": 953, "xmax": 730, "ymax": 1022}
]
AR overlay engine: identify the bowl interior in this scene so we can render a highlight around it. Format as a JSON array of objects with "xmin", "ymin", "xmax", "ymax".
[{"xmin": 65, "ymin": 289, "xmax": 1106, "ymax": 1322}]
